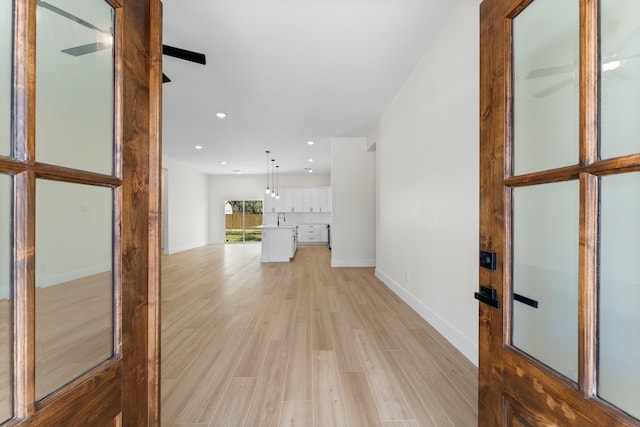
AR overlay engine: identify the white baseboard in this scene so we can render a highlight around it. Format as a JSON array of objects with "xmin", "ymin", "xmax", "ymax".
[
  {"xmin": 331, "ymin": 258, "xmax": 376, "ymax": 268},
  {"xmin": 375, "ymin": 268, "xmax": 478, "ymax": 366},
  {"xmin": 166, "ymin": 241, "xmax": 209, "ymax": 254}
]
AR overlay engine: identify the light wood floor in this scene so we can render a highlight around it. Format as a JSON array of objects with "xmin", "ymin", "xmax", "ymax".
[{"xmin": 161, "ymin": 244, "xmax": 478, "ymax": 426}]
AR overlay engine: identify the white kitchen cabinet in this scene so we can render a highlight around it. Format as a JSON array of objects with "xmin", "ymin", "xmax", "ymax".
[
  {"xmin": 302, "ymin": 187, "xmax": 320, "ymax": 213},
  {"xmin": 299, "ymin": 224, "xmax": 328, "ymax": 243},
  {"xmin": 318, "ymin": 187, "xmax": 328, "ymax": 213},
  {"xmin": 287, "ymin": 188, "xmax": 303, "ymax": 213},
  {"xmin": 260, "ymin": 225, "xmax": 297, "ymax": 262},
  {"xmin": 277, "ymin": 186, "xmax": 331, "ymax": 213}
]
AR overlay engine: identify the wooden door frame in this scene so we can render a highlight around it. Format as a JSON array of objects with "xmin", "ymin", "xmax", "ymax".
[
  {"xmin": 479, "ymin": 0, "xmax": 640, "ymax": 425},
  {"xmin": 4, "ymin": 0, "xmax": 161, "ymax": 424}
]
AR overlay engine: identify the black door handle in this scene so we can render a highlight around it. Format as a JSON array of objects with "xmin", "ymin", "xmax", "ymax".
[{"xmin": 474, "ymin": 285, "xmax": 500, "ymax": 308}]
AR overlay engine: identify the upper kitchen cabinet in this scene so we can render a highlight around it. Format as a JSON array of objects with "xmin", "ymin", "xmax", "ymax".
[
  {"xmin": 285, "ymin": 188, "xmax": 303, "ymax": 212},
  {"xmin": 300, "ymin": 186, "xmax": 330, "ymax": 213},
  {"xmin": 267, "ymin": 186, "xmax": 331, "ymax": 213}
]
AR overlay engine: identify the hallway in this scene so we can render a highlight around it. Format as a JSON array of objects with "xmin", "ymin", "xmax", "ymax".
[{"xmin": 161, "ymin": 244, "xmax": 477, "ymax": 426}]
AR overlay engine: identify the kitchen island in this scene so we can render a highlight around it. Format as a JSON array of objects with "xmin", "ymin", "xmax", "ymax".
[{"xmin": 254, "ymin": 224, "xmax": 297, "ymax": 262}]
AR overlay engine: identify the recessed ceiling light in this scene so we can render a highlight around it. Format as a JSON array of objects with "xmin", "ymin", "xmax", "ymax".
[
  {"xmin": 308, "ymin": 158, "xmax": 313, "ymax": 163},
  {"xmin": 216, "ymin": 112, "xmax": 227, "ymax": 119},
  {"xmin": 220, "ymin": 161, "xmax": 227, "ymax": 165},
  {"xmin": 304, "ymin": 168, "xmax": 313, "ymax": 173},
  {"xmin": 307, "ymin": 140, "xmax": 315, "ymax": 145},
  {"xmin": 194, "ymin": 145, "xmax": 203, "ymax": 150}
]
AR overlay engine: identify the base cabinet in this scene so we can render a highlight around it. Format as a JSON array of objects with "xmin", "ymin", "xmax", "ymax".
[
  {"xmin": 299, "ymin": 224, "xmax": 329, "ymax": 243},
  {"xmin": 261, "ymin": 226, "xmax": 297, "ymax": 262}
]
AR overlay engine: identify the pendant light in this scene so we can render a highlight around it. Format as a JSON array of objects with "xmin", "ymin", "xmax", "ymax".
[
  {"xmin": 271, "ymin": 159, "xmax": 276, "ymax": 197},
  {"xmin": 265, "ymin": 150, "xmax": 270, "ymax": 194},
  {"xmin": 275, "ymin": 165, "xmax": 280, "ymax": 199}
]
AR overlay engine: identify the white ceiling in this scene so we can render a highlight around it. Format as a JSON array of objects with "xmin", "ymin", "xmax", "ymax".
[{"xmin": 161, "ymin": 0, "xmax": 458, "ymax": 176}]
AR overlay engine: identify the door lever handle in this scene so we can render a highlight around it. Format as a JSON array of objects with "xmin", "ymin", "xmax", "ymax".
[{"xmin": 474, "ymin": 285, "xmax": 500, "ymax": 308}]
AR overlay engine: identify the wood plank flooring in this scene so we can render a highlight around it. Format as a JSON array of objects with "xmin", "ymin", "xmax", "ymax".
[{"xmin": 161, "ymin": 244, "xmax": 477, "ymax": 426}]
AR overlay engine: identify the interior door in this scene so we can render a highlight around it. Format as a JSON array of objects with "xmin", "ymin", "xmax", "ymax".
[
  {"xmin": 479, "ymin": 0, "xmax": 640, "ymax": 425},
  {"xmin": 0, "ymin": 0, "xmax": 161, "ymax": 425}
]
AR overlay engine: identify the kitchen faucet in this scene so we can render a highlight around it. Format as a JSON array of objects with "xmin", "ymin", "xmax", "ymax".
[{"xmin": 277, "ymin": 212, "xmax": 286, "ymax": 227}]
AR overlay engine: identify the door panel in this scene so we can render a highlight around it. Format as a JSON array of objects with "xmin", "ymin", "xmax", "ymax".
[
  {"xmin": 0, "ymin": 0, "xmax": 161, "ymax": 424},
  {"xmin": 35, "ymin": 0, "xmax": 114, "ymax": 175},
  {"xmin": 512, "ymin": 181, "xmax": 579, "ymax": 382},
  {"xmin": 0, "ymin": 0, "xmax": 10, "ymax": 157},
  {"xmin": 599, "ymin": 173, "xmax": 640, "ymax": 418},
  {"xmin": 512, "ymin": 0, "xmax": 579, "ymax": 175},
  {"xmin": 0, "ymin": 174, "xmax": 12, "ymax": 423},
  {"xmin": 34, "ymin": 180, "xmax": 114, "ymax": 401},
  {"xmin": 480, "ymin": 0, "xmax": 640, "ymax": 425},
  {"xmin": 600, "ymin": 0, "xmax": 640, "ymax": 159}
]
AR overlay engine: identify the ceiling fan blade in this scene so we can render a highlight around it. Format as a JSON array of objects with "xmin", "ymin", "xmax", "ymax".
[
  {"xmin": 61, "ymin": 41, "xmax": 111, "ymax": 56},
  {"xmin": 36, "ymin": 0, "xmax": 110, "ymax": 35},
  {"xmin": 526, "ymin": 64, "xmax": 574, "ymax": 79},
  {"xmin": 163, "ymin": 45, "xmax": 206, "ymax": 65},
  {"xmin": 163, "ymin": 73, "xmax": 172, "ymax": 83},
  {"xmin": 534, "ymin": 77, "xmax": 573, "ymax": 98}
]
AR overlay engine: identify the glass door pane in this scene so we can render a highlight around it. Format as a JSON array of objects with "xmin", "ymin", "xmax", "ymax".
[
  {"xmin": 35, "ymin": 179, "xmax": 113, "ymax": 400},
  {"xmin": 512, "ymin": 181, "xmax": 579, "ymax": 382},
  {"xmin": 599, "ymin": 173, "xmax": 640, "ymax": 419},
  {"xmin": 600, "ymin": 0, "xmax": 640, "ymax": 159},
  {"xmin": 0, "ymin": 0, "xmax": 11, "ymax": 157},
  {"xmin": 512, "ymin": 0, "xmax": 579, "ymax": 175},
  {"xmin": 0, "ymin": 174, "xmax": 12, "ymax": 422},
  {"xmin": 35, "ymin": 0, "xmax": 114, "ymax": 174},
  {"xmin": 225, "ymin": 200, "xmax": 263, "ymax": 243}
]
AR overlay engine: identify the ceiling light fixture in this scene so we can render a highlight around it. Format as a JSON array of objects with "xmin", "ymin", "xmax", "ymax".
[
  {"xmin": 271, "ymin": 159, "xmax": 276, "ymax": 197},
  {"xmin": 194, "ymin": 145, "xmax": 203, "ymax": 150},
  {"xmin": 308, "ymin": 158, "xmax": 313, "ymax": 162},
  {"xmin": 220, "ymin": 161, "xmax": 227, "ymax": 165},
  {"xmin": 307, "ymin": 140, "xmax": 315, "ymax": 145},
  {"xmin": 265, "ymin": 150, "xmax": 271, "ymax": 194},
  {"xmin": 275, "ymin": 165, "xmax": 280, "ymax": 199},
  {"xmin": 304, "ymin": 167, "xmax": 313, "ymax": 174},
  {"xmin": 216, "ymin": 112, "xmax": 227, "ymax": 119}
]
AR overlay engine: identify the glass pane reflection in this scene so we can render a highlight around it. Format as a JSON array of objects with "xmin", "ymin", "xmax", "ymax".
[
  {"xmin": 0, "ymin": 175, "xmax": 12, "ymax": 422},
  {"xmin": 512, "ymin": 181, "xmax": 579, "ymax": 382},
  {"xmin": 35, "ymin": 179, "xmax": 113, "ymax": 400},
  {"xmin": 512, "ymin": 0, "xmax": 579, "ymax": 174},
  {"xmin": 599, "ymin": 173, "xmax": 640, "ymax": 419},
  {"xmin": 600, "ymin": 0, "xmax": 640, "ymax": 159},
  {"xmin": 35, "ymin": 0, "xmax": 114, "ymax": 174},
  {"xmin": 0, "ymin": 0, "xmax": 11, "ymax": 157}
]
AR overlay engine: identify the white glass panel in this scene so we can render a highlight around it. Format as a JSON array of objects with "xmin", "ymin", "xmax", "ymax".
[
  {"xmin": 0, "ymin": 175, "xmax": 12, "ymax": 422},
  {"xmin": 512, "ymin": 181, "xmax": 579, "ymax": 382},
  {"xmin": 35, "ymin": 179, "xmax": 113, "ymax": 400},
  {"xmin": 35, "ymin": 0, "xmax": 114, "ymax": 174},
  {"xmin": 0, "ymin": 0, "xmax": 11, "ymax": 157},
  {"xmin": 600, "ymin": 0, "xmax": 640, "ymax": 159},
  {"xmin": 513, "ymin": 0, "xmax": 579, "ymax": 174},
  {"xmin": 599, "ymin": 173, "xmax": 640, "ymax": 419}
]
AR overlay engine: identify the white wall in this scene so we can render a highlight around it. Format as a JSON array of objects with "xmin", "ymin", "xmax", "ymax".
[
  {"xmin": 331, "ymin": 137, "xmax": 376, "ymax": 267},
  {"xmin": 162, "ymin": 156, "xmax": 209, "ymax": 254},
  {"xmin": 375, "ymin": 0, "xmax": 479, "ymax": 364},
  {"xmin": 208, "ymin": 174, "xmax": 330, "ymax": 244}
]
